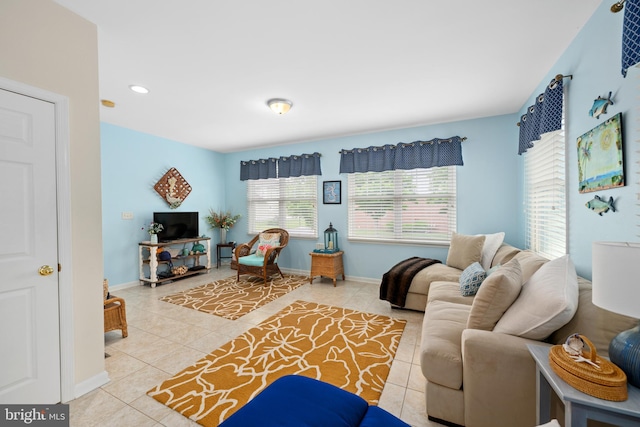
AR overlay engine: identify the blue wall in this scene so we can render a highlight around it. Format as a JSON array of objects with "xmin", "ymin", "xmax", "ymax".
[
  {"xmin": 515, "ymin": 1, "xmax": 638, "ymax": 278},
  {"xmin": 101, "ymin": 123, "xmax": 226, "ymax": 285},
  {"xmin": 223, "ymin": 114, "xmax": 521, "ymax": 281},
  {"xmin": 102, "ymin": 2, "xmax": 638, "ymax": 285}
]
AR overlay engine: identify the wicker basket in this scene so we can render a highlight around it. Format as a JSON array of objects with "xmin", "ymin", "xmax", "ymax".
[{"xmin": 549, "ymin": 334, "xmax": 627, "ymax": 401}]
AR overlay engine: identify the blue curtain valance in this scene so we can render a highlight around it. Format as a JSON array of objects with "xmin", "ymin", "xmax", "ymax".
[
  {"xmin": 339, "ymin": 137, "xmax": 464, "ymax": 174},
  {"xmin": 240, "ymin": 152, "xmax": 322, "ymax": 181},
  {"xmin": 278, "ymin": 152, "xmax": 322, "ymax": 178},
  {"xmin": 518, "ymin": 78, "xmax": 564, "ymax": 155},
  {"xmin": 622, "ymin": 0, "xmax": 640, "ymax": 77}
]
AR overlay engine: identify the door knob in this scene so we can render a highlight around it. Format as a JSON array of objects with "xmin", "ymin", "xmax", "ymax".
[{"xmin": 38, "ymin": 265, "xmax": 55, "ymax": 276}]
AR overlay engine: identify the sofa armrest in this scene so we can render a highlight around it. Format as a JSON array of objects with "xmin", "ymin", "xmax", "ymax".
[{"xmin": 462, "ymin": 329, "xmax": 550, "ymax": 427}]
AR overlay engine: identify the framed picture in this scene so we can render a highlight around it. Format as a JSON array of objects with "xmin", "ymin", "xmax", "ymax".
[
  {"xmin": 577, "ymin": 112, "xmax": 625, "ymax": 193},
  {"xmin": 323, "ymin": 181, "xmax": 341, "ymax": 204}
]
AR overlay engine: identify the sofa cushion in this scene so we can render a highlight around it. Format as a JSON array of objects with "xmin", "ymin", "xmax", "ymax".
[
  {"xmin": 494, "ymin": 255, "xmax": 579, "ymax": 340},
  {"xmin": 491, "ymin": 244, "xmax": 521, "ymax": 268},
  {"xmin": 477, "ymin": 232, "xmax": 505, "ymax": 270},
  {"xmin": 459, "ymin": 262, "xmax": 486, "ymax": 296},
  {"xmin": 421, "ymin": 300, "xmax": 471, "ymax": 390},
  {"xmin": 466, "ymin": 258, "xmax": 522, "ymax": 331},
  {"xmin": 511, "ymin": 250, "xmax": 547, "ymax": 283},
  {"xmin": 408, "ymin": 263, "xmax": 464, "ymax": 296},
  {"xmin": 428, "ymin": 281, "xmax": 474, "ymax": 306},
  {"xmin": 446, "ymin": 233, "xmax": 485, "ymax": 270}
]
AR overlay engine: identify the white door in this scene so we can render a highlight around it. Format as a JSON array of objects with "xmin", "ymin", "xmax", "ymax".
[{"xmin": 0, "ymin": 88, "xmax": 61, "ymax": 403}]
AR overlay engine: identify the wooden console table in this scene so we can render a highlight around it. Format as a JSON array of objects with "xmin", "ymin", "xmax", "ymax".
[
  {"xmin": 309, "ymin": 251, "xmax": 345, "ymax": 287},
  {"xmin": 139, "ymin": 237, "xmax": 211, "ymax": 287}
]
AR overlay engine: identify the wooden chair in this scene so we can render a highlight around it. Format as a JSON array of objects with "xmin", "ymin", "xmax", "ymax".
[
  {"xmin": 103, "ymin": 279, "xmax": 128, "ymax": 338},
  {"xmin": 235, "ymin": 228, "xmax": 289, "ymax": 285}
]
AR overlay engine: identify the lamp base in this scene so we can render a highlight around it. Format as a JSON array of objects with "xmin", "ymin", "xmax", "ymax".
[{"xmin": 609, "ymin": 324, "xmax": 640, "ymax": 388}]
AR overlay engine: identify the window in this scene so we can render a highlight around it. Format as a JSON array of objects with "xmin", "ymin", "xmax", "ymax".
[
  {"xmin": 524, "ymin": 128, "xmax": 566, "ymax": 259},
  {"xmin": 347, "ymin": 167, "xmax": 456, "ymax": 244},
  {"xmin": 247, "ymin": 176, "xmax": 317, "ymax": 238}
]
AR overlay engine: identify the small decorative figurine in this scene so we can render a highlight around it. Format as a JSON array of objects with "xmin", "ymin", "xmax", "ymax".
[
  {"xmin": 589, "ymin": 92, "xmax": 614, "ymax": 119},
  {"xmin": 192, "ymin": 243, "xmax": 206, "ymax": 253},
  {"xmin": 585, "ymin": 195, "xmax": 616, "ymax": 216}
]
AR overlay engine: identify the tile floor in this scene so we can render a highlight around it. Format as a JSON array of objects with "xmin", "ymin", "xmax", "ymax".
[{"xmin": 69, "ymin": 266, "xmax": 444, "ymax": 427}]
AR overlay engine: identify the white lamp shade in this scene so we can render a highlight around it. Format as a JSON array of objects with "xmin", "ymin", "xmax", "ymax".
[{"xmin": 592, "ymin": 241, "xmax": 640, "ymax": 319}]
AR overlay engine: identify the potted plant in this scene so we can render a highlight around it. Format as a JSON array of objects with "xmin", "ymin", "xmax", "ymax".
[
  {"xmin": 205, "ymin": 209, "xmax": 241, "ymax": 243},
  {"xmin": 145, "ymin": 221, "xmax": 164, "ymax": 244}
]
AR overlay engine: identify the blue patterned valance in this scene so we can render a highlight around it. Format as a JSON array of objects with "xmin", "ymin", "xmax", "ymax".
[
  {"xmin": 518, "ymin": 77, "xmax": 564, "ymax": 155},
  {"xmin": 240, "ymin": 152, "xmax": 321, "ymax": 181},
  {"xmin": 622, "ymin": 0, "xmax": 640, "ymax": 77},
  {"xmin": 339, "ymin": 137, "xmax": 465, "ymax": 174},
  {"xmin": 278, "ymin": 152, "xmax": 322, "ymax": 178}
]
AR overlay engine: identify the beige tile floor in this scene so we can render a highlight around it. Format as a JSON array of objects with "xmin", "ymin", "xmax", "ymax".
[{"xmin": 70, "ymin": 266, "xmax": 444, "ymax": 427}]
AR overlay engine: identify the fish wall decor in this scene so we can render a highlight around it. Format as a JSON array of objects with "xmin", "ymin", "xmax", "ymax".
[
  {"xmin": 585, "ymin": 195, "xmax": 616, "ymax": 216},
  {"xmin": 588, "ymin": 92, "xmax": 614, "ymax": 119}
]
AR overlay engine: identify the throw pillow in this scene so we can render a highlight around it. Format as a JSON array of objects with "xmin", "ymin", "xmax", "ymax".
[
  {"xmin": 477, "ymin": 232, "xmax": 505, "ymax": 270},
  {"xmin": 459, "ymin": 262, "xmax": 486, "ymax": 296},
  {"xmin": 446, "ymin": 233, "xmax": 485, "ymax": 270},
  {"xmin": 256, "ymin": 232, "xmax": 280, "ymax": 257},
  {"xmin": 493, "ymin": 255, "xmax": 579, "ymax": 340},
  {"xmin": 466, "ymin": 258, "xmax": 523, "ymax": 331},
  {"xmin": 256, "ymin": 244, "xmax": 273, "ymax": 257}
]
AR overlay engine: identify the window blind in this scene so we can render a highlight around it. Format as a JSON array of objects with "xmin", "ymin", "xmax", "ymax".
[
  {"xmin": 347, "ymin": 167, "xmax": 456, "ymax": 244},
  {"xmin": 247, "ymin": 176, "xmax": 318, "ymax": 238},
  {"xmin": 524, "ymin": 128, "xmax": 567, "ymax": 259}
]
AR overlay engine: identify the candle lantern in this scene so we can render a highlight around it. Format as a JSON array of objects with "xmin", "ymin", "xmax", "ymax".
[{"xmin": 324, "ymin": 223, "xmax": 339, "ymax": 253}]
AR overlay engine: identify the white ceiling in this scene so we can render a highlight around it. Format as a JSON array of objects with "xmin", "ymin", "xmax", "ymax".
[{"xmin": 54, "ymin": 0, "xmax": 601, "ymax": 153}]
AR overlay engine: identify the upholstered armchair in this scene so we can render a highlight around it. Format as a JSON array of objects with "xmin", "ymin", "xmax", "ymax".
[{"xmin": 235, "ymin": 228, "xmax": 289, "ymax": 285}]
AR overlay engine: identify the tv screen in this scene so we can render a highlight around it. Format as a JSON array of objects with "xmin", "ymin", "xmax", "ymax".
[{"xmin": 153, "ymin": 212, "xmax": 199, "ymax": 242}]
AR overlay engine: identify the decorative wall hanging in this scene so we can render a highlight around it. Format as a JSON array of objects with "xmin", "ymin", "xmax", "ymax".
[
  {"xmin": 589, "ymin": 92, "xmax": 614, "ymax": 118},
  {"xmin": 323, "ymin": 181, "xmax": 341, "ymax": 204},
  {"xmin": 585, "ymin": 195, "xmax": 616, "ymax": 216},
  {"xmin": 577, "ymin": 113, "xmax": 625, "ymax": 193},
  {"xmin": 154, "ymin": 167, "xmax": 192, "ymax": 208}
]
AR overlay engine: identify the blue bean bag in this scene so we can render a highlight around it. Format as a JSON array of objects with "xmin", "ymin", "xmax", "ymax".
[{"xmin": 219, "ymin": 375, "xmax": 409, "ymax": 427}]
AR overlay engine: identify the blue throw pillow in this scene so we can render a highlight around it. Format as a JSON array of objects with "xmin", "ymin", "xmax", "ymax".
[{"xmin": 459, "ymin": 262, "xmax": 486, "ymax": 296}]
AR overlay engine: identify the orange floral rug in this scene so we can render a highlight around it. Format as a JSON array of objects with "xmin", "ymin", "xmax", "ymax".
[
  {"xmin": 148, "ymin": 300, "xmax": 406, "ymax": 426},
  {"xmin": 159, "ymin": 274, "xmax": 307, "ymax": 320}
]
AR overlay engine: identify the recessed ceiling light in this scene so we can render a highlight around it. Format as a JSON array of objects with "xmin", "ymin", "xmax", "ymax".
[{"xmin": 129, "ymin": 85, "xmax": 149, "ymax": 94}]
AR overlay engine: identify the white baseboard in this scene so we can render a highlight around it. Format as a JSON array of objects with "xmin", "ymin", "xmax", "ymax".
[
  {"xmin": 71, "ymin": 370, "xmax": 110, "ymax": 401},
  {"xmin": 281, "ymin": 268, "xmax": 379, "ymax": 285},
  {"xmin": 108, "ymin": 280, "xmax": 139, "ymax": 292}
]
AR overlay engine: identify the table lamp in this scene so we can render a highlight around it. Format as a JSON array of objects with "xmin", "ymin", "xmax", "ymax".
[{"xmin": 592, "ymin": 241, "xmax": 640, "ymax": 388}]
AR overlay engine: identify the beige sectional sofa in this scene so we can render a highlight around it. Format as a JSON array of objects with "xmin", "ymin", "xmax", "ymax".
[{"xmin": 402, "ymin": 240, "xmax": 637, "ymax": 427}]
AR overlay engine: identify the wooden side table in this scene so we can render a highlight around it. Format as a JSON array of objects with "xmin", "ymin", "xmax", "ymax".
[
  {"xmin": 309, "ymin": 251, "xmax": 345, "ymax": 287},
  {"xmin": 528, "ymin": 344, "xmax": 640, "ymax": 427},
  {"xmin": 217, "ymin": 243, "xmax": 235, "ymax": 268}
]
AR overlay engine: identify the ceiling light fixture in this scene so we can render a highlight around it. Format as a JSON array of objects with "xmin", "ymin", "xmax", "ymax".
[
  {"xmin": 101, "ymin": 99, "xmax": 115, "ymax": 108},
  {"xmin": 267, "ymin": 98, "xmax": 293, "ymax": 115},
  {"xmin": 129, "ymin": 85, "xmax": 150, "ymax": 94}
]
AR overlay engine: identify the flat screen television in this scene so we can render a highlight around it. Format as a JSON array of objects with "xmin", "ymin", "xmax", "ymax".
[{"xmin": 153, "ymin": 212, "xmax": 199, "ymax": 242}]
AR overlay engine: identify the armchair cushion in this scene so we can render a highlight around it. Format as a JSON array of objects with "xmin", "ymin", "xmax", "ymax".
[
  {"xmin": 256, "ymin": 233, "xmax": 280, "ymax": 257},
  {"xmin": 238, "ymin": 254, "xmax": 267, "ymax": 267}
]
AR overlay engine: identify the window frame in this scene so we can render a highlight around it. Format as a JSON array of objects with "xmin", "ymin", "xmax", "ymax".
[
  {"xmin": 346, "ymin": 167, "xmax": 457, "ymax": 245},
  {"xmin": 246, "ymin": 175, "xmax": 318, "ymax": 239}
]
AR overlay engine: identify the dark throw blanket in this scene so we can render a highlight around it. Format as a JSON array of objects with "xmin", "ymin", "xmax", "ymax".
[{"xmin": 379, "ymin": 257, "xmax": 442, "ymax": 307}]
